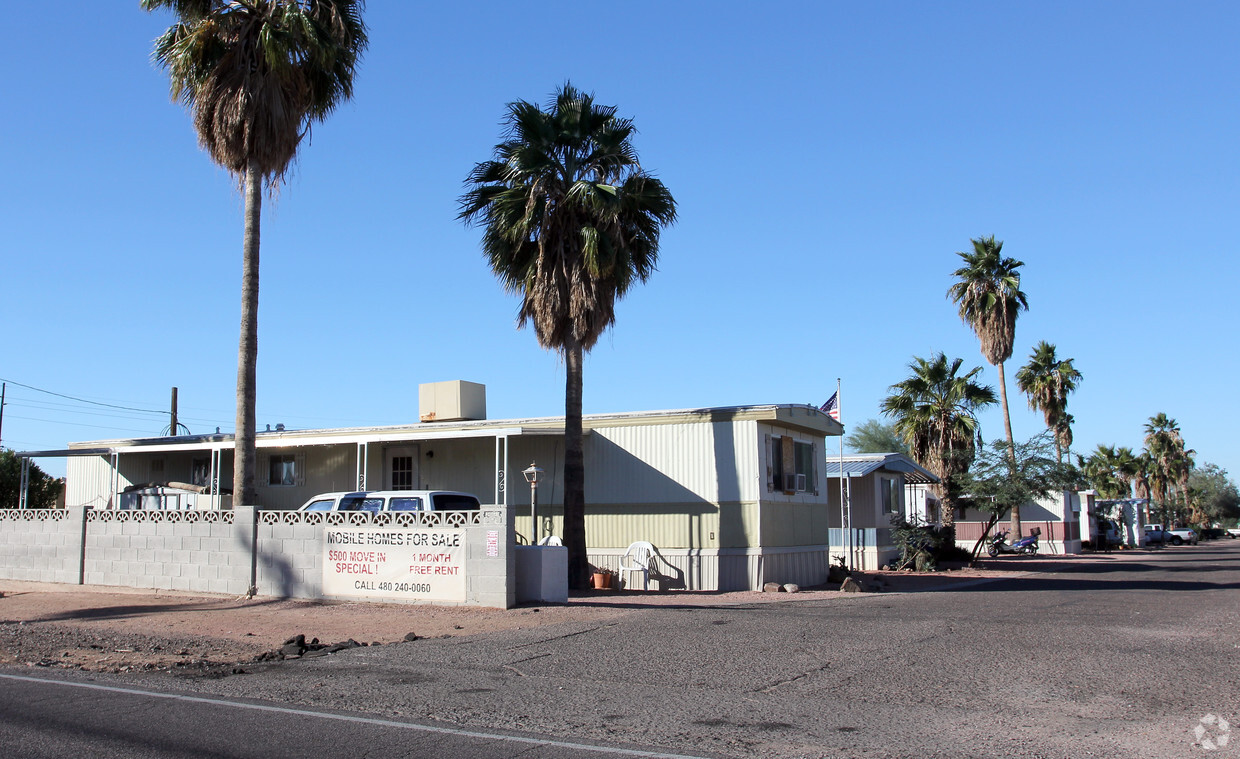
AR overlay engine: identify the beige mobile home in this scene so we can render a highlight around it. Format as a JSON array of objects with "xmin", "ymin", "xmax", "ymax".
[{"xmin": 43, "ymin": 387, "xmax": 842, "ymax": 591}]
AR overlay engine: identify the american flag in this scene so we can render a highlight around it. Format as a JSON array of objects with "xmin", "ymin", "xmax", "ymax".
[{"xmin": 820, "ymin": 392, "xmax": 840, "ymax": 421}]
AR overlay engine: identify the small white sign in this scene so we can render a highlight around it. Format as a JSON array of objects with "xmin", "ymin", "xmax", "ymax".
[{"xmin": 322, "ymin": 526, "xmax": 466, "ymax": 602}]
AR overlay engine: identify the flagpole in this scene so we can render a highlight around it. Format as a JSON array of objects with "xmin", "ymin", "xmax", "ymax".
[{"xmin": 837, "ymin": 378, "xmax": 850, "ymax": 569}]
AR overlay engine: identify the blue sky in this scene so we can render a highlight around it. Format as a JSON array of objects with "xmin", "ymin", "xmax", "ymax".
[{"xmin": 3, "ymin": 2, "xmax": 1237, "ymax": 481}]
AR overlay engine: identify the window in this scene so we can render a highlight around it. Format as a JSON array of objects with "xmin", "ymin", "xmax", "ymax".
[
  {"xmin": 432, "ymin": 494, "xmax": 481, "ymax": 511},
  {"xmin": 391, "ymin": 456, "xmax": 414, "ymax": 490},
  {"xmin": 881, "ymin": 477, "xmax": 898, "ymax": 514},
  {"xmin": 339, "ymin": 496, "xmax": 384, "ymax": 512},
  {"xmin": 793, "ymin": 442, "xmax": 814, "ymax": 492},
  {"xmin": 191, "ymin": 458, "xmax": 211, "ymax": 488},
  {"xmin": 389, "ymin": 497, "xmax": 425, "ymax": 512},
  {"xmin": 767, "ymin": 435, "xmax": 817, "ymax": 494},
  {"xmin": 268, "ymin": 455, "xmax": 297, "ymax": 487}
]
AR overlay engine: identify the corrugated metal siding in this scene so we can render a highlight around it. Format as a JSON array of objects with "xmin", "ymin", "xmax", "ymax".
[
  {"xmin": 585, "ymin": 420, "xmax": 758, "ymax": 503},
  {"xmin": 406, "ymin": 437, "xmax": 498, "ymax": 496},
  {"xmin": 66, "ymin": 456, "xmax": 122, "ymax": 509},
  {"xmin": 826, "ymin": 476, "xmax": 876, "ymax": 528},
  {"xmin": 762, "ymin": 548, "xmax": 830, "ymax": 587},
  {"xmin": 761, "ymin": 502, "xmax": 831, "ymax": 547}
]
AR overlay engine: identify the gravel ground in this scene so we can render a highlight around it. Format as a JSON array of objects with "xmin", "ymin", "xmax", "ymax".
[{"xmin": 0, "ymin": 564, "xmax": 1020, "ymax": 675}]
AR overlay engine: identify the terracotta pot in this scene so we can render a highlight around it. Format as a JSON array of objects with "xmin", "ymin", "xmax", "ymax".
[{"xmin": 592, "ymin": 572, "xmax": 613, "ymax": 590}]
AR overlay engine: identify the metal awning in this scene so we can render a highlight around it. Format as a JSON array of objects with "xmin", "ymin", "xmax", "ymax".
[{"xmin": 823, "ymin": 453, "xmax": 938, "ymax": 485}]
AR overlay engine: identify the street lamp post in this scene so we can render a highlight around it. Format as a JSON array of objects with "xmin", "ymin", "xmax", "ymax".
[{"xmin": 522, "ymin": 462, "xmax": 544, "ymax": 544}]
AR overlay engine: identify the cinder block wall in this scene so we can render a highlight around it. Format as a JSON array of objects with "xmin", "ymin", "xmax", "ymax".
[
  {"xmin": 81, "ymin": 508, "xmax": 253, "ymax": 595},
  {"xmin": 0, "ymin": 507, "xmax": 517, "ymax": 609},
  {"xmin": 255, "ymin": 510, "xmax": 324, "ymax": 599},
  {"xmin": 0, "ymin": 507, "xmax": 84, "ymax": 584}
]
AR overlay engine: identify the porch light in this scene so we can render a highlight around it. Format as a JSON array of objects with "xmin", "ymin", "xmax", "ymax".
[{"xmin": 523, "ymin": 462, "xmax": 544, "ymax": 543}]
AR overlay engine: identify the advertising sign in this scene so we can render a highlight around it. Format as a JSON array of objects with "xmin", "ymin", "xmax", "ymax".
[{"xmin": 323, "ymin": 526, "xmax": 466, "ymax": 602}]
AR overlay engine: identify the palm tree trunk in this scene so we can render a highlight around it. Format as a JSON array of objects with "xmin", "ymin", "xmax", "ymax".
[
  {"xmin": 233, "ymin": 159, "xmax": 261, "ymax": 508},
  {"xmin": 997, "ymin": 360, "xmax": 1021, "ymax": 538},
  {"xmin": 562, "ymin": 337, "xmax": 588, "ymax": 590}
]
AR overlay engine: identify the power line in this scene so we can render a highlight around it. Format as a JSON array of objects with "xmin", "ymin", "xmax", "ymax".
[{"xmin": 0, "ymin": 377, "xmax": 166, "ymax": 416}]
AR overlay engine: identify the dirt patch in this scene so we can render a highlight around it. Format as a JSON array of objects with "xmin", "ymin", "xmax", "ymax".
[{"xmin": 0, "ymin": 566, "xmax": 1031, "ymax": 674}]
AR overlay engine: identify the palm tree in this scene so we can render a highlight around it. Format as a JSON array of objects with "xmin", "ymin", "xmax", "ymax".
[
  {"xmin": 1129, "ymin": 451, "xmax": 1154, "ymax": 524},
  {"xmin": 143, "ymin": 1, "xmax": 367, "ymax": 507},
  {"xmin": 1172, "ymin": 446, "xmax": 1197, "ymax": 525},
  {"xmin": 880, "ymin": 353, "xmax": 997, "ymax": 531},
  {"xmin": 460, "ymin": 84, "xmax": 676, "ymax": 589},
  {"xmin": 1144, "ymin": 413, "xmax": 1185, "ymax": 522},
  {"xmin": 1053, "ymin": 412, "xmax": 1075, "ymax": 462},
  {"xmin": 948, "ymin": 235, "xmax": 1029, "ymax": 537},
  {"xmin": 1015, "ymin": 341, "xmax": 1082, "ymax": 463},
  {"xmin": 1080, "ymin": 444, "xmax": 1131, "ymax": 499}
]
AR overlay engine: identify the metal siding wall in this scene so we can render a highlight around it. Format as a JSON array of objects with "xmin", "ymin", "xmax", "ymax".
[
  {"xmin": 762, "ymin": 502, "xmax": 831, "ymax": 547},
  {"xmin": 66, "ymin": 456, "xmax": 116, "ymax": 509},
  {"xmin": 579, "ymin": 503, "xmax": 723, "ymax": 551},
  {"xmin": 414, "ymin": 437, "xmax": 499, "ymax": 496},
  {"xmin": 585, "ymin": 420, "xmax": 758, "ymax": 504},
  {"xmin": 301, "ymin": 445, "xmax": 358, "ymax": 498}
]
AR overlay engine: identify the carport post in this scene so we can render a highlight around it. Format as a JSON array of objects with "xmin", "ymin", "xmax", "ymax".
[{"xmin": 18, "ymin": 456, "xmax": 29, "ymax": 509}]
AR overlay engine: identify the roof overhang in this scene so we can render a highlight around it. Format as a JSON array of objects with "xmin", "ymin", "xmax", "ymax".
[
  {"xmin": 25, "ymin": 426, "xmax": 566, "ymax": 458},
  {"xmin": 824, "ymin": 453, "xmax": 939, "ymax": 484}
]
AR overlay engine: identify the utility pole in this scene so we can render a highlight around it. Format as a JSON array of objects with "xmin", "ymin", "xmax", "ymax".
[
  {"xmin": 0, "ymin": 382, "xmax": 6, "ymax": 448},
  {"xmin": 170, "ymin": 387, "xmax": 178, "ymax": 437}
]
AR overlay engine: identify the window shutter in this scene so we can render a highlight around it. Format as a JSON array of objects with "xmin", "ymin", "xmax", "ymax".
[
  {"xmin": 295, "ymin": 453, "xmax": 306, "ymax": 486},
  {"xmin": 764, "ymin": 435, "xmax": 773, "ymax": 493}
]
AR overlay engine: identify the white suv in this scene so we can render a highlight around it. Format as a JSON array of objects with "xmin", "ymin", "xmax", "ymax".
[{"xmin": 298, "ymin": 490, "xmax": 480, "ymax": 513}]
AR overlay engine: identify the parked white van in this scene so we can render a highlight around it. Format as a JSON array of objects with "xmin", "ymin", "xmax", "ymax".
[{"xmin": 298, "ymin": 490, "xmax": 481, "ymax": 513}]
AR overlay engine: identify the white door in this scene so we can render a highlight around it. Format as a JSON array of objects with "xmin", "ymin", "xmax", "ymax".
[{"xmin": 385, "ymin": 446, "xmax": 419, "ymax": 490}]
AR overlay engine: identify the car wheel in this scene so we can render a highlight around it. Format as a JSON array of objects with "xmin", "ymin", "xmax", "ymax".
[{"xmin": 1171, "ymin": 536, "xmax": 1183, "ymax": 546}]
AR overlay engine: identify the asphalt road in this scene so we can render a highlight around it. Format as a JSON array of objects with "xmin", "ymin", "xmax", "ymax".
[{"xmin": 5, "ymin": 542, "xmax": 1239, "ymax": 758}]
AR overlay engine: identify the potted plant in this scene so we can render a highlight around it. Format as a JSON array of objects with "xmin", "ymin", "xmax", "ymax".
[{"xmin": 591, "ymin": 567, "xmax": 616, "ymax": 590}]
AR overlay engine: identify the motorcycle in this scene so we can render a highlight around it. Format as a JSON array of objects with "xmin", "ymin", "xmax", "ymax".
[{"xmin": 986, "ymin": 528, "xmax": 1040, "ymax": 557}]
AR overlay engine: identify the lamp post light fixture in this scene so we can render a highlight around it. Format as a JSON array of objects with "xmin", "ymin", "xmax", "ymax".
[{"xmin": 522, "ymin": 462, "xmax": 544, "ymax": 543}]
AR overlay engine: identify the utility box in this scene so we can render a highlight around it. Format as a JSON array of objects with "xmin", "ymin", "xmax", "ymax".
[{"xmin": 419, "ymin": 380, "xmax": 487, "ymax": 422}]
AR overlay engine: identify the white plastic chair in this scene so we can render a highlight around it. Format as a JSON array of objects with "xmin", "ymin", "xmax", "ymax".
[
  {"xmin": 618, "ymin": 541, "xmax": 654, "ymax": 590},
  {"xmin": 537, "ymin": 535, "xmax": 562, "ymax": 546}
]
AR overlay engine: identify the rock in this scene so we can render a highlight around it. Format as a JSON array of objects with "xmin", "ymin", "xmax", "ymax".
[
  {"xmin": 840, "ymin": 577, "xmax": 864, "ymax": 593},
  {"xmin": 403, "ymin": 632, "xmax": 420, "ymax": 642},
  {"xmin": 782, "ymin": 583, "xmax": 800, "ymax": 593},
  {"xmin": 280, "ymin": 634, "xmax": 307, "ymax": 657},
  {"xmin": 763, "ymin": 582, "xmax": 784, "ymax": 593}
]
